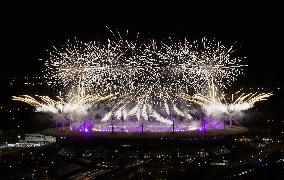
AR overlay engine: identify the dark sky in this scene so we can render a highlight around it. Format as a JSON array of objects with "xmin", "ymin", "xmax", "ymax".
[{"xmin": 1, "ymin": 1, "xmax": 284, "ymax": 85}]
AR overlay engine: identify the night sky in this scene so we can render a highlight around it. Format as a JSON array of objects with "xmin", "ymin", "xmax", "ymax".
[
  {"xmin": 1, "ymin": 2, "xmax": 284, "ymax": 81},
  {"xmin": 1, "ymin": 2, "xmax": 284, "ymax": 131}
]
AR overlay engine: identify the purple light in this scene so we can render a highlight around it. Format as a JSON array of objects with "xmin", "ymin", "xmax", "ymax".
[
  {"xmin": 254, "ymin": 158, "xmax": 263, "ymax": 165},
  {"xmin": 70, "ymin": 119, "xmax": 93, "ymax": 133},
  {"xmin": 65, "ymin": 116, "xmax": 227, "ymax": 133}
]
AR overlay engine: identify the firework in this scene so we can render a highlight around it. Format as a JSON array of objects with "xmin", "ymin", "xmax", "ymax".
[
  {"xmin": 44, "ymin": 39, "xmax": 136, "ymax": 95},
  {"xmin": 12, "ymin": 91, "xmax": 114, "ymax": 118},
  {"xmin": 43, "ymin": 36, "xmax": 246, "ymax": 118},
  {"xmin": 12, "ymin": 32, "xmax": 274, "ymax": 132},
  {"xmin": 228, "ymin": 92, "xmax": 273, "ymax": 112},
  {"xmin": 178, "ymin": 83, "xmax": 273, "ymax": 116},
  {"xmin": 168, "ymin": 38, "xmax": 247, "ymax": 92}
]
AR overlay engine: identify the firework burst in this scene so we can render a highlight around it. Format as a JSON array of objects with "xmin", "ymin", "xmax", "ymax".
[
  {"xmin": 178, "ymin": 83, "xmax": 273, "ymax": 116},
  {"xmin": 44, "ymin": 39, "xmax": 136, "ymax": 95},
  {"xmin": 12, "ymin": 32, "xmax": 273, "ymax": 132},
  {"xmin": 12, "ymin": 89, "xmax": 114, "ymax": 118},
  {"xmin": 167, "ymin": 38, "xmax": 247, "ymax": 93}
]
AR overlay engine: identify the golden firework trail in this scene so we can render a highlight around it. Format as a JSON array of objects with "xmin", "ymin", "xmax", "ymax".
[
  {"xmin": 12, "ymin": 93, "xmax": 114, "ymax": 114},
  {"xmin": 178, "ymin": 89, "xmax": 273, "ymax": 114}
]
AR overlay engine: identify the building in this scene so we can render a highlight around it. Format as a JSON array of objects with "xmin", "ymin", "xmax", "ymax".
[{"xmin": 17, "ymin": 134, "xmax": 56, "ymax": 146}]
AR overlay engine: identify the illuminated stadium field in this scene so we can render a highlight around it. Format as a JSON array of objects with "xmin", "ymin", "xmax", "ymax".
[{"xmin": 42, "ymin": 125, "xmax": 248, "ymax": 138}]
